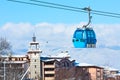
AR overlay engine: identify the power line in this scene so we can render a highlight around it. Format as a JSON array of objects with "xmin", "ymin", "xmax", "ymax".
[
  {"xmin": 7, "ymin": 0, "xmax": 87, "ymax": 13},
  {"xmin": 30, "ymin": 0, "xmax": 120, "ymax": 18},
  {"xmin": 31, "ymin": 0, "xmax": 120, "ymax": 16},
  {"xmin": 30, "ymin": 0, "xmax": 84, "ymax": 10},
  {"xmin": 8, "ymin": 0, "xmax": 120, "ymax": 18},
  {"xmin": 92, "ymin": 9, "xmax": 120, "ymax": 16}
]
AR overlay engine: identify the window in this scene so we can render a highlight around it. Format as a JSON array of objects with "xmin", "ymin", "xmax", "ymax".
[
  {"xmin": 72, "ymin": 39, "xmax": 75, "ymax": 42},
  {"xmin": 45, "ymin": 62, "xmax": 54, "ymax": 65},
  {"xmin": 35, "ymin": 71, "xmax": 37, "ymax": 74},
  {"xmin": 45, "ymin": 74, "xmax": 54, "ymax": 77},
  {"xmin": 76, "ymin": 31, "xmax": 83, "ymax": 39},
  {"xmin": 35, "ymin": 65, "xmax": 36, "ymax": 68},
  {"xmin": 63, "ymin": 62, "xmax": 69, "ymax": 68},
  {"xmin": 80, "ymin": 39, "xmax": 85, "ymax": 42},
  {"xmin": 35, "ymin": 76, "xmax": 37, "ymax": 79},
  {"xmin": 9, "ymin": 57, "xmax": 12, "ymax": 61},
  {"xmin": 44, "ymin": 68, "xmax": 54, "ymax": 71},
  {"xmin": 15, "ymin": 58, "xmax": 17, "ymax": 61},
  {"xmin": 76, "ymin": 39, "xmax": 79, "ymax": 41}
]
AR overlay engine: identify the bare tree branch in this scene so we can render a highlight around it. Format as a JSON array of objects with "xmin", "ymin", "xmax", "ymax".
[{"xmin": 0, "ymin": 37, "xmax": 12, "ymax": 55}]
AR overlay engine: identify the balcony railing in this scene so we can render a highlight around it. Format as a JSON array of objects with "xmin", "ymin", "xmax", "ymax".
[
  {"xmin": 45, "ymin": 71, "xmax": 55, "ymax": 74},
  {"xmin": 45, "ymin": 77, "xmax": 55, "ymax": 80},
  {"xmin": 44, "ymin": 65, "xmax": 55, "ymax": 68}
]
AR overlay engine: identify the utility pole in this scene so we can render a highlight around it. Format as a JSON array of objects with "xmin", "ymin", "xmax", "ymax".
[
  {"xmin": 3, "ymin": 57, "xmax": 9, "ymax": 80},
  {"xmin": 3, "ymin": 60, "xmax": 6, "ymax": 80}
]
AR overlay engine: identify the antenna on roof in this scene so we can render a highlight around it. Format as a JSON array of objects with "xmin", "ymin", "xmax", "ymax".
[{"xmin": 32, "ymin": 33, "xmax": 36, "ymax": 42}]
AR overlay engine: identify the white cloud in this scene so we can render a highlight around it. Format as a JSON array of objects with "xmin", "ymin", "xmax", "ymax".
[
  {"xmin": 0, "ymin": 22, "xmax": 120, "ymax": 52},
  {"xmin": 0, "ymin": 22, "xmax": 33, "ymax": 53},
  {"xmin": 1, "ymin": 22, "xmax": 33, "ymax": 38},
  {"xmin": 94, "ymin": 24, "xmax": 120, "ymax": 47}
]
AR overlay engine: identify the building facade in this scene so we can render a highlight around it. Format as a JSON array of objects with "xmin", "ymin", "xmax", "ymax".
[
  {"xmin": 80, "ymin": 66, "xmax": 104, "ymax": 80},
  {"xmin": 0, "ymin": 55, "xmax": 29, "ymax": 80},
  {"xmin": 41, "ymin": 57, "xmax": 75, "ymax": 80},
  {"xmin": 104, "ymin": 67, "xmax": 120, "ymax": 80}
]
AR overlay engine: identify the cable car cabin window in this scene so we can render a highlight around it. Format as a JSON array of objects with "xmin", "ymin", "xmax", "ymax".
[
  {"xmin": 76, "ymin": 39, "xmax": 79, "ymax": 42},
  {"xmin": 87, "ymin": 30, "xmax": 95, "ymax": 38},
  {"xmin": 75, "ymin": 32, "xmax": 83, "ymax": 39},
  {"xmin": 72, "ymin": 39, "xmax": 75, "ymax": 42},
  {"xmin": 87, "ymin": 31, "xmax": 92, "ymax": 38},
  {"xmin": 80, "ymin": 39, "xmax": 85, "ymax": 42}
]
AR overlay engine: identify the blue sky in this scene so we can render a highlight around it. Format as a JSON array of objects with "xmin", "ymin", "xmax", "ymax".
[{"xmin": 0, "ymin": 0, "xmax": 120, "ymax": 26}]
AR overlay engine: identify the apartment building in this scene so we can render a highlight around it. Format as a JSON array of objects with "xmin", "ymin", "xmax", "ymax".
[
  {"xmin": 77, "ymin": 63, "xmax": 104, "ymax": 80},
  {"xmin": 104, "ymin": 66, "xmax": 120, "ymax": 80},
  {"xmin": 41, "ymin": 57, "xmax": 75, "ymax": 80},
  {"xmin": 0, "ymin": 55, "xmax": 29, "ymax": 80},
  {"xmin": 41, "ymin": 57, "xmax": 103, "ymax": 80}
]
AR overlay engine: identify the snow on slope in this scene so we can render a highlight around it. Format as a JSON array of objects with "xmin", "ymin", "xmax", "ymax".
[
  {"xmin": 68, "ymin": 48, "xmax": 120, "ymax": 68},
  {"xmin": 41, "ymin": 47, "xmax": 120, "ymax": 70}
]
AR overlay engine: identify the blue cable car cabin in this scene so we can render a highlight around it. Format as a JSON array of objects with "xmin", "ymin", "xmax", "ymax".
[
  {"xmin": 72, "ymin": 7, "xmax": 97, "ymax": 48},
  {"xmin": 72, "ymin": 27, "xmax": 97, "ymax": 48}
]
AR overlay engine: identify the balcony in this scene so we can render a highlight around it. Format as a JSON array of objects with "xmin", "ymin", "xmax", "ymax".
[
  {"xmin": 45, "ymin": 71, "xmax": 55, "ymax": 74},
  {"xmin": 44, "ymin": 65, "xmax": 55, "ymax": 68},
  {"xmin": 45, "ymin": 77, "xmax": 55, "ymax": 80}
]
